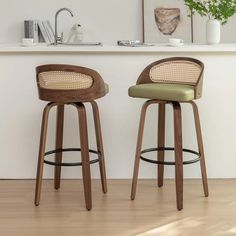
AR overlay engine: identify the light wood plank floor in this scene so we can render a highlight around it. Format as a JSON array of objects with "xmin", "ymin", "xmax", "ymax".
[{"xmin": 0, "ymin": 179, "xmax": 235, "ymax": 236}]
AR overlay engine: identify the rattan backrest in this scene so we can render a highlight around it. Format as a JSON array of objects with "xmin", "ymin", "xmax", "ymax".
[
  {"xmin": 137, "ymin": 57, "xmax": 204, "ymax": 99},
  {"xmin": 38, "ymin": 71, "xmax": 93, "ymax": 90},
  {"xmin": 150, "ymin": 60, "xmax": 202, "ymax": 85},
  {"xmin": 36, "ymin": 64, "xmax": 106, "ymax": 103},
  {"xmin": 137, "ymin": 57, "xmax": 204, "ymax": 86}
]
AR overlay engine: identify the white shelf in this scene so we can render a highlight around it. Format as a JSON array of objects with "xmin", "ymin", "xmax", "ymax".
[{"xmin": 1, "ymin": 43, "xmax": 236, "ymax": 53}]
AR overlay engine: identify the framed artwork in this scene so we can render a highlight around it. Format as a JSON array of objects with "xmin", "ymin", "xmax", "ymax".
[{"xmin": 142, "ymin": 0, "xmax": 193, "ymax": 43}]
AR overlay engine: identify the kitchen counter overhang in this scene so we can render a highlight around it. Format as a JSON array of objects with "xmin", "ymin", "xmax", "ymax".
[{"xmin": 1, "ymin": 43, "xmax": 236, "ymax": 53}]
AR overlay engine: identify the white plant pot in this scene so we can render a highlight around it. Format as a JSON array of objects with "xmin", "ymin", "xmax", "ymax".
[{"xmin": 206, "ymin": 19, "xmax": 221, "ymax": 44}]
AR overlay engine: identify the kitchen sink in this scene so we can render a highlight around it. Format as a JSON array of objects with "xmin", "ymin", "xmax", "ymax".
[{"xmin": 55, "ymin": 42, "xmax": 103, "ymax": 46}]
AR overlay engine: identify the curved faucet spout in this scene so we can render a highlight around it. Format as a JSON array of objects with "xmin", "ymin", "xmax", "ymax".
[
  {"xmin": 54, "ymin": 8, "xmax": 74, "ymax": 45},
  {"xmin": 56, "ymin": 8, "xmax": 74, "ymax": 18}
]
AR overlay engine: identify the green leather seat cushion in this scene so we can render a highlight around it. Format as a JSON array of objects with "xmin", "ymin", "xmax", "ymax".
[{"xmin": 128, "ymin": 83, "xmax": 195, "ymax": 102}]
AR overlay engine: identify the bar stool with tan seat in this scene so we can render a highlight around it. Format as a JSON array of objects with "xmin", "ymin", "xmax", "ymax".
[
  {"xmin": 129, "ymin": 57, "xmax": 209, "ymax": 210},
  {"xmin": 34, "ymin": 64, "xmax": 108, "ymax": 211}
]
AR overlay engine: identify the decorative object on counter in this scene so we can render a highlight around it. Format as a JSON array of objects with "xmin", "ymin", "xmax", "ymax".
[
  {"xmin": 129, "ymin": 57, "xmax": 209, "ymax": 211},
  {"xmin": 168, "ymin": 38, "xmax": 184, "ymax": 46},
  {"xmin": 142, "ymin": 0, "xmax": 193, "ymax": 43},
  {"xmin": 184, "ymin": 0, "xmax": 236, "ymax": 44},
  {"xmin": 206, "ymin": 19, "xmax": 221, "ymax": 44},
  {"xmin": 66, "ymin": 23, "xmax": 83, "ymax": 44},
  {"xmin": 21, "ymin": 38, "xmax": 35, "ymax": 47},
  {"xmin": 34, "ymin": 64, "xmax": 108, "ymax": 210},
  {"xmin": 117, "ymin": 40, "xmax": 154, "ymax": 47}
]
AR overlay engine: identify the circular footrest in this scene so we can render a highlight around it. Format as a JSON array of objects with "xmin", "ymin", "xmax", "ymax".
[
  {"xmin": 140, "ymin": 147, "xmax": 200, "ymax": 166},
  {"xmin": 44, "ymin": 148, "xmax": 100, "ymax": 167}
]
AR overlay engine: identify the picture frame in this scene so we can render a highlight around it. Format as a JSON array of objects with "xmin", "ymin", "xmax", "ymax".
[{"xmin": 142, "ymin": 0, "xmax": 193, "ymax": 43}]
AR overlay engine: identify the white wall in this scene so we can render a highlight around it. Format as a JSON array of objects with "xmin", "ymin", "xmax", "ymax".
[
  {"xmin": 1, "ymin": 0, "xmax": 236, "ymax": 44},
  {"xmin": 0, "ymin": 0, "xmax": 142, "ymax": 44}
]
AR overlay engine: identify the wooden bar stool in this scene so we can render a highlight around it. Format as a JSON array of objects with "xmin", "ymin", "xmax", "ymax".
[
  {"xmin": 129, "ymin": 57, "xmax": 209, "ymax": 210},
  {"xmin": 34, "ymin": 64, "xmax": 108, "ymax": 210}
]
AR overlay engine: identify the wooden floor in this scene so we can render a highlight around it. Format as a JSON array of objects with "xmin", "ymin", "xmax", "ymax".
[{"xmin": 0, "ymin": 179, "xmax": 235, "ymax": 236}]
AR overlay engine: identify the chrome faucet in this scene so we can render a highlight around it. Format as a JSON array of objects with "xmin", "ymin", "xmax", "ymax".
[{"xmin": 54, "ymin": 8, "xmax": 74, "ymax": 45}]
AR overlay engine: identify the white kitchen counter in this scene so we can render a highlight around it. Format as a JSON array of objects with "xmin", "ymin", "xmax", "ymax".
[
  {"xmin": 1, "ymin": 43, "xmax": 236, "ymax": 53},
  {"xmin": 0, "ymin": 44, "xmax": 236, "ymax": 179}
]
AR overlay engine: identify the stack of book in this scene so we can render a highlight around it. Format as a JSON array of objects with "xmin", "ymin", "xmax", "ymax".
[{"xmin": 24, "ymin": 20, "xmax": 54, "ymax": 44}]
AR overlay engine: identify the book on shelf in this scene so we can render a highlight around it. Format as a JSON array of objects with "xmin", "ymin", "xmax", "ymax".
[
  {"xmin": 24, "ymin": 20, "xmax": 39, "ymax": 43},
  {"xmin": 37, "ymin": 20, "xmax": 51, "ymax": 43},
  {"xmin": 42, "ymin": 20, "xmax": 54, "ymax": 44},
  {"xmin": 46, "ymin": 20, "xmax": 55, "ymax": 38},
  {"xmin": 24, "ymin": 20, "xmax": 54, "ymax": 44}
]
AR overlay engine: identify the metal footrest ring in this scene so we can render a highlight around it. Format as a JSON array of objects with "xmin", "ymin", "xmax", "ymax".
[
  {"xmin": 140, "ymin": 147, "xmax": 200, "ymax": 166},
  {"xmin": 44, "ymin": 148, "xmax": 100, "ymax": 167}
]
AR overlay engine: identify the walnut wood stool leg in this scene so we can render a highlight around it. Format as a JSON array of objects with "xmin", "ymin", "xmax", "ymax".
[
  {"xmin": 157, "ymin": 103, "xmax": 166, "ymax": 187},
  {"xmin": 131, "ymin": 101, "xmax": 150, "ymax": 200},
  {"xmin": 173, "ymin": 102, "xmax": 183, "ymax": 211},
  {"xmin": 191, "ymin": 101, "xmax": 209, "ymax": 197},
  {"xmin": 35, "ymin": 102, "xmax": 54, "ymax": 206},
  {"xmin": 54, "ymin": 105, "xmax": 64, "ymax": 190},
  {"xmin": 91, "ymin": 101, "xmax": 107, "ymax": 194},
  {"xmin": 77, "ymin": 103, "xmax": 92, "ymax": 211}
]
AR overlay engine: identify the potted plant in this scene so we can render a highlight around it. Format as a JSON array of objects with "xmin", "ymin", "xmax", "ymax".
[{"xmin": 184, "ymin": 0, "xmax": 236, "ymax": 44}]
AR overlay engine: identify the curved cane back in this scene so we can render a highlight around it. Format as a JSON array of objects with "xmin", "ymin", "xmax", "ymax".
[{"xmin": 36, "ymin": 64, "xmax": 106, "ymax": 103}]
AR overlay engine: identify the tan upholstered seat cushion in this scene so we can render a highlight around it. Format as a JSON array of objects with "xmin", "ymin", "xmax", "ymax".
[{"xmin": 128, "ymin": 83, "xmax": 195, "ymax": 102}]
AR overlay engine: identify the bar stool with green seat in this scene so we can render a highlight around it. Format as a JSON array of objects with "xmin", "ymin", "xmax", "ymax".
[
  {"xmin": 129, "ymin": 57, "xmax": 209, "ymax": 210},
  {"xmin": 34, "ymin": 64, "xmax": 108, "ymax": 210}
]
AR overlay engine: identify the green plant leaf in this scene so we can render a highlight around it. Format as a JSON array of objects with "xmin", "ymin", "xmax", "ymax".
[{"xmin": 184, "ymin": 0, "xmax": 236, "ymax": 24}]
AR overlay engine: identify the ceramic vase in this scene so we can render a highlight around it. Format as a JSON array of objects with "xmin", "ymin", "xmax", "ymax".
[{"xmin": 206, "ymin": 19, "xmax": 221, "ymax": 44}]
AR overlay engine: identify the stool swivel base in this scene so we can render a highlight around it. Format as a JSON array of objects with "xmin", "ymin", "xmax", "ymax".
[
  {"xmin": 130, "ymin": 99, "xmax": 209, "ymax": 211},
  {"xmin": 34, "ymin": 101, "xmax": 107, "ymax": 211}
]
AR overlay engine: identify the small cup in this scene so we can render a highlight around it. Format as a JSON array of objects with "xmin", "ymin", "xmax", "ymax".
[
  {"xmin": 22, "ymin": 38, "xmax": 34, "ymax": 46},
  {"xmin": 169, "ymin": 38, "xmax": 184, "ymax": 46}
]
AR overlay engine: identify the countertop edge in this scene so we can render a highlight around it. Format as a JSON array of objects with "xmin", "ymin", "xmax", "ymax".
[{"xmin": 1, "ymin": 43, "xmax": 236, "ymax": 53}]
